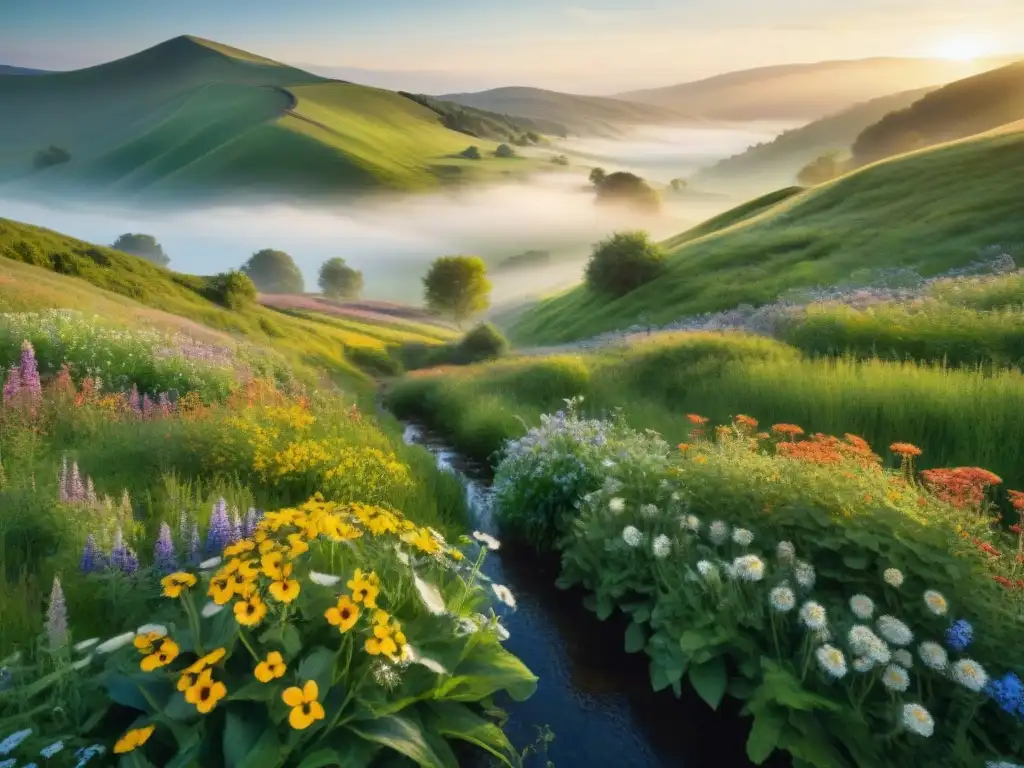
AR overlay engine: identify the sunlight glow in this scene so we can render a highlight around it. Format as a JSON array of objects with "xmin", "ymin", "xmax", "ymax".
[{"xmin": 933, "ymin": 35, "xmax": 990, "ymax": 61}]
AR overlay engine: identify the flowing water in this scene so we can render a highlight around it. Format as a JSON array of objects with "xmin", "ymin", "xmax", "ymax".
[{"xmin": 401, "ymin": 422, "xmax": 791, "ymax": 768}]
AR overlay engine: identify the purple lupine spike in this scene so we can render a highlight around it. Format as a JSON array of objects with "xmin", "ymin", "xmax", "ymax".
[
  {"xmin": 85, "ymin": 476, "xmax": 97, "ymax": 506},
  {"xmin": 230, "ymin": 509, "xmax": 243, "ymax": 543},
  {"xmin": 69, "ymin": 462, "xmax": 85, "ymax": 502},
  {"xmin": 2, "ymin": 365, "xmax": 20, "ymax": 407},
  {"xmin": 205, "ymin": 498, "xmax": 231, "ymax": 555},
  {"xmin": 122, "ymin": 547, "xmax": 139, "ymax": 576},
  {"xmin": 19, "ymin": 340, "xmax": 42, "ymax": 403},
  {"xmin": 79, "ymin": 534, "xmax": 104, "ymax": 573},
  {"xmin": 142, "ymin": 394, "xmax": 155, "ymax": 419},
  {"xmin": 188, "ymin": 522, "xmax": 201, "ymax": 565},
  {"xmin": 46, "ymin": 576, "xmax": 68, "ymax": 649},
  {"xmin": 153, "ymin": 522, "xmax": 176, "ymax": 574},
  {"xmin": 242, "ymin": 507, "xmax": 259, "ymax": 538},
  {"xmin": 58, "ymin": 456, "xmax": 69, "ymax": 503}
]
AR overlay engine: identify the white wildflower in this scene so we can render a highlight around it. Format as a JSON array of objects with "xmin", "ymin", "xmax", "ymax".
[
  {"xmin": 682, "ymin": 514, "xmax": 701, "ymax": 532},
  {"xmin": 309, "ymin": 571, "xmax": 342, "ymax": 586},
  {"xmin": 799, "ymin": 601, "xmax": 827, "ymax": 631},
  {"xmin": 883, "ymin": 568, "xmax": 904, "ymax": 587},
  {"xmin": 708, "ymin": 520, "xmax": 729, "ymax": 545},
  {"xmin": 622, "ymin": 526, "xmax": 643, "ymax": 548},
  {"xmin": 609, "ymin": 497, "xmax": 625, "ymax": 514},
  {"xmin": 732, "ymin": 555, "xmax": 765, "ymax": 582},
  {"xmin": 201, "ymin": 601, "xmax": 225, "ymax": 618},
  {"xmin": 136, "ymin": 624, "xmax": 167, "ymax": 638},
  {"xmin": 882, "ymin": 664, "xmax": 910, "ymax": 692},
  {"xmin": 199, "ymin": 556, "xmax": 222, "ymax": 570},
  {"xmin": 951, "ymin": 658, "xmax": 989, "ymax": 692},
  {"xmin": 652, "ymin": 534, "xmax": 672, "ymax": 560},
  {"xmin": 794, "ymin": 560, "xmax": 816, "ymax": 588},
  {"xmin": 96, "ymin": 632, "xmax": 135, "ymax": 654},
  {"xmin": 732, "ymin": 528, "xmax": 754, "ymax": 546},
  {"xmin": 815, "ymin": 644, "xmax": 847, "ymax": 679},
  {"xmin": 73, "ymin": 638, "xmax": 99, "ymax": 653},
  {"xmin": 493, "ymin": 620, "xmax": 510, "ymax": 641},
  {"xmin": 413, "ymin": 574, "xmax": 447, "ymax": 615},
  {"xmin": 776, "ymin": 541, "xmax": 795, "ymax": 562},
  {"xmin": 901, "ymin": 703, "xmax": 934, "ymax": 737},
  {"xmin": 371, "ymin": 662, "xmax": 401, "ymax": 690},
  {"xmin": 492, "ymin": 583, "xmax": 517, "ymax": 609},
  {"xmin": 769, "ymin": 585, "xmax": 796, "ymax": 612},
  {"xmin": 852, "ymin": 656, "xmax": 875, "ymax": 673},
  {"xmin": 640, "ymin": 504, "xmax": 659, "ymax": 519},
  {"xmin": 848, "ymin": 594, "xmax": 875, "ymax": 620},
  {"xmin": 696, "ymin": 560, "xmax": 718, "ymax": 579},
  {"xmin": 892, "ymin": 649, "xmax": 913, "ymax": 668},
  {"xmin": 876, "ymin": 615, "xmax": 914, "ymax": 646},
  {"xmin": 472, "ymin": 531, "xmax": 501, "ymax": 551},
  {"xmin": 918, "ymin": 641, "xmax": 948, "ymax": 671},
  {"xmin": 923, "ymin": 590, "xmax": 948, "ymax": 616}
]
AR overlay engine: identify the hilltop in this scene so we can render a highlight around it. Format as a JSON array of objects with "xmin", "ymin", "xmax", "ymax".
[
  {"xmin": 436, "ymin": 86, "xmax": 690, "ymax": 137},
  {"xmin": 0, "ymin": 36, "xmax": 551, "ymax": 201},
  {"xmin": 693, "ymin": 87, "xmax": 935, "ymax": 192},
  {"xmin": 510, "ymin": 121, "xmax": 1024, "ymax": 344},
  {"xmin": 615, "ymin": 57, "xmax": 1016, "ymax": 121},
  {"xmin": 852, "ymin": 60, "xmax": 1024, "ymax": 165},
  {"xmin": 0, "ymin": 65, "xmax": 49, "ymax": 76}
]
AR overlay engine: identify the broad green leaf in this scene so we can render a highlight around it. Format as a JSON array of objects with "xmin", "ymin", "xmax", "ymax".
[
  {"xmin": 437, "ymin": 638, "xmax": 538, "ymax": 703},
  {"xmin": 624, "ymin": 621, "xmax": 646, "ymax": 654},
  {"xmin": 347, "ymin": 714, "xmax": 450, "ymax": 767},
  {"xmin": 227, "ymin": 679, "xmax": 278, "ymax": 703},
  {"xmin": 649, "ymin": 657, "xmax": 687, "ymax": 692},
  {"xmin": 595, "ymin": 595, "xmax": 614, "ymax": 621},
  {"xmin": 223, "ymin": 706, "xmax": 283, "ymax": 768},
  {"xmin": 841, "ymin": 554, "xmax": 868, "ymax": 569},
  {"xmin": 746, "ymin": 707, "xmax": 785, "ymax": 764},
  {"xmin": 678, "ymin": 629, "xmax": 712, "ymax": 654},
  {"xmin": 582, "ymin": 594, "xmax": 597, "ymax": 613},
  {"xmin": 298, "ymin": 646, "xmax": 336, "ymax": 695},
  {"xmin": 295, "ymin": 749, "xmax": 347, "ymax": 768},
  {"xmin": 425, "ymin": 701, "xmax": 517, "ymax": 766},
  {"xmin": 281, "ymin": 624, "xmax": 303, "ymax": 658},
  {"xmin": 755, "ymin": 661, "xmax": 842, "ymax": 713},
  {"xmin": 165, "ymin": 743, "xmax": 201, "ymax": 768},
  {"xmin": 163, "ymin": 692, "xmax": 200, "ymax": 722},
  {"xmin": 103, "ymin": 673, "xmax": 171, "ymax": 713},
  {"xmin": 689, "ymin": 657, "xmax": 728, "ymax": 710}
]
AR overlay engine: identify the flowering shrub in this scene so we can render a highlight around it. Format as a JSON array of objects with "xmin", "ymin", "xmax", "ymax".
[
  {"xmin": 494, "ymin": 408, "xmax": 1024, "ymax": 766},
  {"xmin": 0, "ymin": 496, "xmax": 534, "ymax": 766}
]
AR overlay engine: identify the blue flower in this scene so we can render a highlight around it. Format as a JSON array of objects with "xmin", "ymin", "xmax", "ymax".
[
  {"xmin": 40, "ymin": 740, "xmax": 63, "ymax": 758},
  {"xmin": 987, "ymin": 672, "xmax": 1024, "ymax": 717},
  {"xmin": 0, "ymin": 728, "xmax": 32, "ymax": 755},
  {"xmin": 205, "ymin": 498, "xmax": 231, "ymax": 556},
  {"xmin": 78, "ymin": 534, "xmax": 105, "ymax": 574},
  {"xmin": 153, "ymin": 522, "xmax": 177, "ymax": 574},
  {"xmin": 73, "ymin": 744, "xmax": 106, "ymax": 768},
  {"xmin": 0, "ymin": 758, "xmax": 17, "ymax": 768},
  {"xmin": 946, "ymin": 619, "xmax": 974, "ymax": 652}
]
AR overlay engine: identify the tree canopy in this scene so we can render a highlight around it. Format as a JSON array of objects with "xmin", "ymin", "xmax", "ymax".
[
  {"xmin": 796, "ymin": 151, "xmax": 847, "ymax": 186},
  {"xmin": 111, "ymin": 233, "xmax": 170, "ymax": 267},
  {"xmin": 585, "ymin": 230, "xmax": 667, "ymax": 297},
  {"xmin": 593, "ymin": 171, "xmax": 661, "ymax": 214},
  {"xmin": 241, "ymin": 249, "xmax": 304, "ymax": 294},
  {"xmin": 422, "ymin": 255, "xmax": 491, "ymax": 326},
  {"xmin": 318, "ymin": 258, "xmax": 364, "ymax": 300}
]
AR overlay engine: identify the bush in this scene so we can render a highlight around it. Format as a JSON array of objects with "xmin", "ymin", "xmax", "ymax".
[
  {"xmin": 241, "ymin": 249, "xmax": 304, "ymax": 294},
  {"xmin": 455, "ymin": 322, "xmax": 507, "ymax": 363},
  {"xmin": 551, "ymin": 154, "xmax": 569, "ymax": 166},
  {"xmin": 460, "ymin": 146, "xmax": 482, "ymax": 160},
  {"xmin": 2, "ymin": 239, "xmax": 52, "ymax": 269},
  {"xmin": 594, "ymin": 171, "xmax": 661, "ymax": 213},
  {"xmin": 345, "ymin": 344, "xmax": 402, "ymax": 377},
  {"xmin": 495, "ymin": 143, "xmax": 515, "ymax": 158},
  {"xmin": 209, "ymin": 270, "xmax": 257, "ymax": 310},
  {"xmin": 584, "ymin": 231, "xmax": 667, "ymax": 297}
]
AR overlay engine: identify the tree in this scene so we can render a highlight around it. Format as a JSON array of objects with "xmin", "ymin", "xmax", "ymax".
[
  {"xmin": 33, "ymin": 146, "xmax": 71, "ymax": 170},
  {"xmin": 495, "ymin": 143, "xmax": 515, "ymax": 158},
  {"xmin": 594, "ymin": 171, "xmax": 661, "ymax": 214},
  {"xmin": 111, "ymin": 233, "xmax": 170, "ymax": 267},
  {"xmin": 589, "ymin": 167, "xmax": 607, "ymax": 187},
  {"xmin": 461, "ymin": 146, "xmax": 482, "ymax": 160},
  {"xmin": 423, "ymin": 255, "xmax": 491, "ymax": 326},
  {"xmin": 318, "ymin": 257, "xmax": 364, "ymax": 300},
  {"xmin": 209, "ymin": 270, "xmax": 257, "ymax": 310},
  {"xmin": 551, "ymin": 154, "xmax": 569, "ymax": 166},
  {"xmin": 585, "ymin": 231, "xmax": 666, "ymax": 297},
  {"xmin": 241, "ymin": 249, "xmax": 304, "ymax": 294},
  {"xmin": 797, "ymin": 151, "xmax": 846, "ymax": 186},
  {"xmin": 669, "ymin": 178, "xmax": 688, "ymax": 193}
]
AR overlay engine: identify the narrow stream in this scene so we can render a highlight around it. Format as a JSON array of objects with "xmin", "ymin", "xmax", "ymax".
[{"xmin": 401, "ymin": 421, "xmax": 791, "ymax": 768}]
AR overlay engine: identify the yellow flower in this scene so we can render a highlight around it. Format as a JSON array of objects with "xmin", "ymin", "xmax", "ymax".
[
  {"xmin": 185, "ymin": 668, "xmax": 227, "ymax": 714},
  {"xmin": 325, "ymin": 595, "xmax": 360, "ymax": 632},
  {"xmin": 405, "ymin": 528, "xmax": 440, "ymax": 555},
  {"xmin": 197, "ymin": 647, "xmax": 227, "ymax": 667},
  {"xmin": 261, "ymin": 551, "xmax": 285, "ymax": 580},
  {"xmin": 228, "ymin": 570, "xmax": 257, "ymax": 599},
  {"xmin": 448, "ymin": 548, "xmax": 465, "ymax": 562},
  {"xmin": 160, "ymin": 572, "xmax": 198, "ymax": 598},
  {"xmin": 258, "ymin": 537, "xmax": 278, "ymax": 555},
  {"xmin": 177, "ymin": 646, "xmax": 227, "ymax": 691},
  {"xmin": 286, "ymin": 533, "xmax": 309, "ymax": 558},
  {"xmin": 348, "ymin": 569, "xmax": 380, "ymax": 608},
  {"xmin": 269, "ymin": 565, "xmax": 301, "ymax": 604},
  {"xmin": 208, "ymin": 575, "xmax": 234, "ymax": 605},
  {"xmin": 140, "ymin": 638, "xmax": 179, "ymax": 672},
  {"xmin": 254, "ymin": 651, "xmax": 287, "ymax": 683},
  {"xmin": 237, "ymin": 559, "xmax": 261, "ymax": 580},
  {"xmin": 365, "ymin": 627, "xmax": 399, "ymax": 660},
  {"xmin": 113, "ymin": 724, "xmax": 156, "ymax": 754},
  {"xmin": 224, "ymin": 539, "xmax": 255, "ymax": 557},
  {"xmin": 234, "ymin": 594, "xmax": 268, "ymax": 627},
  {"xmin": 133, "ymin": 631, "xmax": 161, "ymax": 654},
  {"xmin": 282, "ymin": 680, "xmax": 325, "ymax": 730}
]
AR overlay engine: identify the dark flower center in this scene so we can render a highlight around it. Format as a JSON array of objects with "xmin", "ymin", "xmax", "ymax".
[
  {"xmin": 301, "ymin": 703, "xmax": 312, "ymax": 714},
  {"xmin": 341, "ymin": 608, "xmax": 352, "ymax": 619},
  {"xmin": 245, "ymin": 604, "xmax": 255, "ymax": 615},
  {"xmin": 200, "ymin": 687, "xmax": 210, "ymax": 701}
]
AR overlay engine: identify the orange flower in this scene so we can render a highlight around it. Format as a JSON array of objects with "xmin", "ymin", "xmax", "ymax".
[
  {"xmin": 686, "ymin": 414, "xmax": 709, "ymax": 425},
  {"xmin": 677, "ymin": 443, "xmax": 691, "ymax": 452},
  {"xmin": 771, "ymin": 423, "xmax": 804, "ymax": 438},
  {"xmin": 890, "ymin": 442, "xmax": 922, "ymax": 458},
  {"xmin": 733, "ymin": 414, "xmax": 758, "ymax": 430},
  {"xmin": 1009, "ymin": 490, "xmax": 1024, "ymax": 512},
  {"xmin": 921, "ymin": 467, "xmax": 1002, "ymax": 510}
]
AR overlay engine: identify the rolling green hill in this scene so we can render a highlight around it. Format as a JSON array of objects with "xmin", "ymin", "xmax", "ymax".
[
  {"xmin": 436, "ymin": 86, "xmax": 689, "ymax": 137},
  {"xmin": 510, "ymin": 121, "xmax": 1024, "ymax": 344},
  {"xmin": 615, "ymin": 57, "xmax": 1018, "ymax": 121},
  {"xmin": 694, "ymin": 87, "xmax": 935, "ymax": 191},
  {"xmin": 0, "ymin": 36, "xmax": 547, "ymax": 200},
  {"xmin": 852, "ymin": 60, "xmax": 1024, "ymax": 165}
]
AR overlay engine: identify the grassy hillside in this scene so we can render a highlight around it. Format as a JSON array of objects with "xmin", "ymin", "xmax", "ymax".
[
  {"xmin": 616, "ymin": 57, "xmax": 1014, "ymax": 120},
  {"xmin": 437, "ymin": 86, "xmax": 689, "ymax": 137},
  {"xmin": 852, "ymin": 60, "xmax": 1024, "ymax": 165},
  {"xmin": 0, "ymin": 36, "xmax": 545, "ymax": 199},
  {"xmin": 694, "ymin": 87, "xmax": 934, "ymax": 190},
  {"xmin": 510, "ymin": 122, "xmax": 1024, "ymax": 344}
]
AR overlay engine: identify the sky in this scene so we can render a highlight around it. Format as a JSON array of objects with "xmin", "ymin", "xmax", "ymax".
[{"xmin": 1, "ymin": 0, "xmax": 1022, "ymax": 93}]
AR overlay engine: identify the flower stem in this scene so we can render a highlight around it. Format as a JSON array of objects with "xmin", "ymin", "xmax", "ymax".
[{"xmin": 237, "ymin": 630, "xmax": 260, "ymax": 662}]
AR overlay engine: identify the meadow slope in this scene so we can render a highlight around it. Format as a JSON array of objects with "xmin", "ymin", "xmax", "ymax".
[{"xmin": 511, "ymin": 122, "xmax": 1024, "ymax": 345}]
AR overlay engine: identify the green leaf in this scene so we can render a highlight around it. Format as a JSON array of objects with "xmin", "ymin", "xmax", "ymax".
[
  {"xmin": 425, "ymin": 701, "xmax": 517, "ymax": 766},
  {"xmin": 103, "ymin": 673, "xmax": 170, "ymax": 713},
  {"xmin": 436, "ymin": 637, "xmax": 538, "ymax": 703},
  {"xmin": 165, "ymin": 742, "xmax": 201, "ymax": 768},
  {"xmin": 624, "ymin": 622, "xmax": 646, "ymax": 654},
  {"xmin": 754, "ymin": 661, "xmax": 842, "ymax": 713},
  {"xmin": 678, "ymin": 629, "xmax": 712, "ymax": 654},
  {"xmin": 298, "ymin": 646, "xmax": 336, "ymax": 695},
  {"xmin": 226, "ymin": 679, "xmax": 277, "ymax": 703},
  {"xmin": 281, "ymin": 624, "xmax": 302, "ymax": 658},
  {"xmin": 649, "ymin": 657, "xmax": 687, "ymax": 692},
  {"xmin": 841, "ymin": 554, "xmax": 868, "ymax": 569},
  {"xmin": 689, "ymin": 657, "xmax": 728, "ymax": 710},
  {"xmin": 295, "ymin": 749, "xmax": 348, "ymax": 768},
  {"xmin": 595, "ymin": 595, "xmax": 614, "ymax": 621},
  {"xmin": 582, "ymin": 594, "xmax": 597, "ymax": 613},
  {"xmin": 223, "ymin": 706, "xmax": 283, "ymax": 768},
  {"xmin": 347, "ymin": 714, "xmax": 450, "ymax": 767},
  {"xmin": 746, "ymin": 707, "xmax": 785, "ymax": 764},
  {"xmin": 163, "ymin": 692, "xmax": 199, "ymax": 722}
]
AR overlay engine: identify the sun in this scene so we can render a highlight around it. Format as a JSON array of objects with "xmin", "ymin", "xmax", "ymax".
[{"xmin": 933, "ymin": 36, "xmax": 989, "ymax": 62}]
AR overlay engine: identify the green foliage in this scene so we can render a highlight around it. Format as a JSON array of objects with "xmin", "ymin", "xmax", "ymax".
[
  {"xmin": 32, "ymin": 145, "xmax": 71, "ymax": 170},
  {"xmin": 588, "ymin": 167, "xmax": 606, "ymax": 186},
  {"xmin": 584, "ymin": 231, "xmax": 667, "ymax": 297},
  {"xmin": 454, "ymin": 323, "xmax": 507, "ymax": 362},
  {"xmin": 460, "ymin": 146, "xmax": 482, "ymax": 160},
  {"xmin": 111, "ymin": 234, "xmax": 170, "ymax": 267},
  {"xmin": 551, "ymin": 154, "xmax": 569, "ymax": 166},
  {"xmin": 397, "ymin": 92, "xmax": 563, "ymax": 141},
  {"xmin": 209, "ymin": 271, "xmax": 258, "ymax": 310},
  {"xmin": 317, "ymin": 258, "xmax": 363, "ymax": 301},
  {"xmin": 241, "ymin": 250, "xmax": 304, "ymax": 294},
  {"xmin": 422, "ymin": 256, "xmax": 491, "ymax": 326},
  {"xmin": 668, "ymin": 178, "xmax": 688, "ymax": 192},
  {"xmin": 796, "ymin": 152, "xmax": 846, "ymax": 186},
  {"xmin": 494, "ymin": 144, "xmax": 515, "ymax": 158},
  {"xmin": 593, "ymin": 172, "xmax": 661, "ymax": 213}
]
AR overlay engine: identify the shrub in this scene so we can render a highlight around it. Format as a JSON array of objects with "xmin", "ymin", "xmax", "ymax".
[
  {"xmin": 593, "ymin": 171, "xmax": 660, "ymax": 213},
  {"xmin": 551, "ymin": 154, "xmax": 569, "ymax": 166},
  {"xmin": 111, "ymin": 234, "xmax": 170, "ymax": 267},
  {"xmin": 318, "ymin": 258, "xmax": 363, "ymax": 300},
  {"xmin": 2, "ymin": 239, "xmax": 52, "ymax": 269},
  {"xmin": 584, "ymin": 231, "xmax": 667, "ymax": 297},
  {"xmin": 345, "ymin": 345, "xmax": 401, "ymax": 377},
  {"xmin": 422, "ymin": 255, "xmax": 491, "ymax": 326},
  {"xmin": 495, "ymin": 143, "xmax": 515, "ymax": 158},
  {"xmin": 589, "ymin": 167, "xmax": 606, "ymax": 187},
  {"xmin": 460, "ymin": 146, "xmax": 482, "ymax": 160},
  {"xmin": 454, "ymin": 322, "xmax": 507, "ymax": 363},
  {"xmin": 241, "ymin": 249, "xmax": 304, "ymax": 294},
  {"xmin": 209, "ymin": 270, "xmax": 258, "ymax": 310}
]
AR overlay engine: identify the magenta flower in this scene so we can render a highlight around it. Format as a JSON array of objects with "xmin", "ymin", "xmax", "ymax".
[
  {"xmin": 18, "ymin": 340, "xmax": 41, "ymax": 403},
  {"xmin": 1, "ymin": 365, "xmax": 19, "ymax": 407}
]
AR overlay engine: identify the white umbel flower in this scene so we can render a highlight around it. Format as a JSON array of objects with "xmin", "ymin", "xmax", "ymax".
[
  {"xmin": 413, "ymin": 574, "xmax": 447, "ymax": 615},
  {"xmin": 776, "ymin": 541, "xmax": 796, "ymax": 563},
  {"xmin": 622, "ymin": 526, "xmax": 643, "ymax": 548},
  {"xmin": 877, "ymin": 615, "xmax": 913, "ymax": 646},
  {"xmin": 310, "ymin": 571, "xmax": 342, "ymax": 587},
  {"xmin": 473, "ymin": 531, "xmax": 501, "ymax": 551},
  {"xmin": 96, "ymin": 632, "xmax": 135, "ymax": 654},
  {"xmin": 794, "ymin": 560, "xmax": 816, "ymax": 588},
  {"xmin": 892, "ymin": 649, "xmax": 913, "ymax": 668},
  {"xmin": 652, "ymin": 534, "xmax": 672, "ymax": 560},
  {"xmin": 609, "ymin": 497, "xmax": 625, "ymax": 514},
  {"xmin": 852, "ymin": 656, "xmax": 875, "ymax": 673},
  {"xmin": 799, "ymin": 601, "xmax": 827, "ymax": 631},
  {"xmin": 918, "ymin": 641, "xmax": 948, "ymax": 671},
  {"xmin": 883, "ymin": 568, "xmax": 904, "ymax": 587},
  {"xmin": 923, "ymin": 590, "xmax": 948, "ymax": 616},
  {"xmin": 491, "ymin": 583, "xmax": 517, "ymax": 609},
  {"xmin": 882, "ymin": 664, "xmax": 910, "ymax": 692},
  {"xmin": 682, "ymin": 514, "xmax": 700, "ymax": 532},
  {"xmin": 732, "ymin": 528, "xmax": 754, "ymax": 546},
  {"xmin": 696, "ymin": 560, "xmax": 718, "ymax": 579},
  {"xmin": 640, "ymin": 504, "xmax": 659, "ymax": 519},
  {"xmin": 901, "ymin": 704, "xmax": 934, "ymax": 737},
  {"xmin": 849, "ymin": 594, "xmax": 875, "ymax": 620},
  {"xmin": 951, "ymin": 658, "xmax": 989, "ymax": 692},
  {"xmin": 732, "ymin": 555, "xmax": 765, "ymax": 582},
  {"xmin": 815, "ymin": 644, "xmax": 847, "ymax": 679},
  {"xmin": 708, "ymin": 520, "xmax": 729, "ymax": 545},
  {"xmin": 769, "ymin": 586, "xmax": 796, "ymax": 612}
]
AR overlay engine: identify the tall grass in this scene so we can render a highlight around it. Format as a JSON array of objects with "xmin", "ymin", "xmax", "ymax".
[{"xmin": 387, "ymin": 332, "xmax": 1024, "ymax": 490}]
